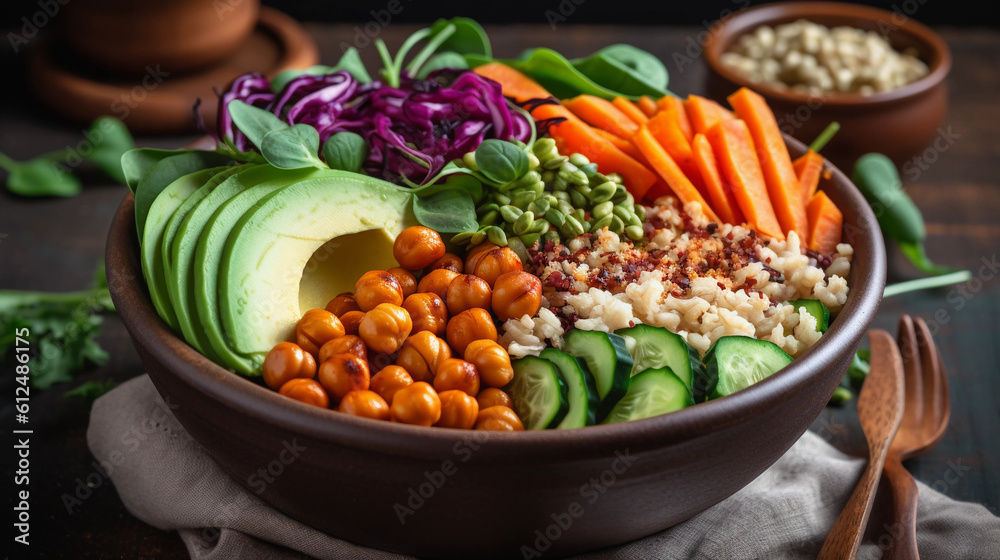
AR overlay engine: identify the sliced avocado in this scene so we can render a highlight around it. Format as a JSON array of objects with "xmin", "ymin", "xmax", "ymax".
[
  {"xmin": 140, "ymin": 167, "xmax": 224, "ymax": 330},
  {"xmin": 219, "ymin": 174, "xmax": 415, "ymax": 372},
  {"xmin": 133, "ymin": 151, "xmax": 235, "ymax": 242}
]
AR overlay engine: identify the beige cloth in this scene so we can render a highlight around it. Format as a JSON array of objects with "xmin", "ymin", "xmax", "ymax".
[{"xmin": 87, "ymin": 375, "xmax": 1000, "ymax": 559}]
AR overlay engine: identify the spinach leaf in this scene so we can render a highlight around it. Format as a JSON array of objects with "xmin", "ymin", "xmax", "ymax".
[
  {"xmin": 321, "ymin": 131, "xmax": 368, "ymax": 172},
  {"xmin": 88, "ymin": 116, "xmax": 135, "ymax": 184},
  {"xmin": 571, "ymin": 44, "xmax": 669, "ymax": 96},
  {"xmin": 412, "ymin": 189, "xmax": 479, "ymax": 233},
  {"xmin": 121, "ymin": 148, "xmax": 187, "ymax": 192},
  {"xmin": 430, "ymin": 17, "xmax": 491, "ymax": 57},
  {"xmin": 475, "ymin": 139, "xmax": 529, "ymax": 185},
  {"xmin": 417, "ymin": 52, "xmax": 469, "ymax": 78},
  {"xmin": 270, "ymin": 48, "xmax": 372, "ymax": 92},
  {"xmin": 1, "ymin": 156, "xmax": 81, "ymax": 197},
  {"xmin": 227, "ymin": 100, "xmax": 289, "ymax": 150},
  {"xmin": 260, "ymin": 124, "xmax": 326, "ymax": 169},
  {"xmin": 412, "ymin": 172, "xmax": 483, "ymax": 201}
]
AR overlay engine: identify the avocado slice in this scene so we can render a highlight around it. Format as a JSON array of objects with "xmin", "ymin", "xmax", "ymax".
[
  {"xmin": 218, "ymin": 173, "xmax": 415, "ymax": 371},
  {"xmin": 140, "ymin": 167, "xmax": 224, "ymax": 331}
]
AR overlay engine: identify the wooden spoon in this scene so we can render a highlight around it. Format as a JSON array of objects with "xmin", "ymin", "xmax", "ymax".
[{"xmin": 818, "ymin": 329, "xmax": 905, "ymax": 560}]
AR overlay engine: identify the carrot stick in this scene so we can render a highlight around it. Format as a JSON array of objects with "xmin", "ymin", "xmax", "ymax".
[
  {"xmin": 473, "ymin": 62, "xmax": 551, "ymax": 103},
  {"xmin": 638, "ymin": 96, "xmax": 659, "ymax": 117},
  {"xmin": 593, "ymin": 127, "xmax": 643, "ymax": 160},
  {"xmin": 684, "ymin": 95, "xmax": 735, "ymax": 135},
  {"xmin": 563, "ymin": 95, "xmax": 639, "ymax": 139},
  {"xmin": 806, "ymin": 190, "xmax": 843, "ymax": 254},
  {"xmin": 643, "ymin": 180, "xmax": 673, "ymax": 203},
  {"xmin": 656, "ymin": 95, "xmax": 693, "ymax": 141},
  {"xmin": 793, "ymin": 149, "xmax": 824, "ymax": 204},
  {"xmin": 634, "ymin": 125, "xmax": 720, "ymax": 223},
  {"xmin": 705, "ymin": 119, "xmax": 784, "ymax": 240},
  {"xmin": 728, "ymin": 87, "xmax": 808, "ymax": 241},
  {"xmin": 612, "ymin": 97, "xmax": 649, "ymax": 125},
  {"xmin": 645, "ymin": 112, "xmax": 706, "ymax": 196},
  {"xmin": 691, "ymin": 133, "xmax": 744, "ymax": 226}
]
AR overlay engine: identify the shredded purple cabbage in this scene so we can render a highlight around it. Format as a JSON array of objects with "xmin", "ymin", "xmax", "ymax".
[{"xmin": 217, "ymin": 69, "xmax": 531, "ymax": 184}]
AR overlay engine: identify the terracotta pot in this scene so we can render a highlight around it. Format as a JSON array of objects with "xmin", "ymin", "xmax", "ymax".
[
  {"xmin": 703, "ymin": 1, "xmax": 951, "ymax": 171},
  {"xmin": 105, "ymin": 136, "xmax": 885, "ymax": 558},
  {"xmin": 61, "ymin": 0, "xmax": 260, "ymax": 75}
]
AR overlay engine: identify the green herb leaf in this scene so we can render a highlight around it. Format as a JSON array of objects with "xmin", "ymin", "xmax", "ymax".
[
  {"xmin": 121, "ymin": 148, "xmax": 187, "ymax": 193},
  {"xmin": 475, "ymin": 139, "xmax": 529, "ymax": 185},
  {"xmin": 321, "ymin": 131, "xmax": 368, "ymax": 173},
  {"xmin": 260, "ymin": 124, "xmax": 326, "ymax": 169},
  {"xmin": 417, "ymin": 52, "xmax": 470, "ymax": 78},
  {"xmin": 430, "ymin": 17, "xmax": 491, "ymax": 57},
  {"xmin": 412, "ymin": 172, "xmax": 483, "ymax": 200},
  {"xmin": 883, "ymin": 269, "xmax": 972, "ymax": 298},
  {"xmin": 88, "ymin": 117, "xmax": 135, "ymax": 184},
  {"xmin": 228, "ymin": 100, "xmax": 289, "ymax": 150},
  {"xmin": 65, "ymin": 379, "xmax": 118, "ymax": 402},
  {"xmin": 572, "ymin": 44, "xmax": 669, "ymax": 95},
  {"xmin": 412, "ymin": 189, "xmax": 479, "ymax": 233},
  {"xmin": 4, "ymin": 159, "xmax": 82, "ymax": 197},
  {"xmin": 897, "ymin": 242, "xmax": 962, "ymax": 276},
  {"xmin": 270, "ymin": 48, "xmax": 372, "ymax": 92}
]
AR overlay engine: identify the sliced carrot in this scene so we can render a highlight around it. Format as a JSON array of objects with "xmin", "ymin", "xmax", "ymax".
[
  {"xmin": 656, "ymin": 95, "xmax": 693, "ymax": 141},
  {"xmin": 793, "ymin": 149, "xmax": 824, "ymax": 204},
  {"xmin": 645, "ymin": 112, "xmax": 706, "ymax": 196},
  {"xmin": 474, "ymin": 64, "xmax": 658, "ymax": 199},
  {"xmin": 638, "ymin": 96, "xmax": 659, "ymax": 117},
  {"xmin": 612, "ymin": 97, "xmax": 649, "ymax": 125},
  {"xmin": 563, "ymin": 95, "xmax": 639, "ymax": 139},
  {"xmin": 705, "ymin": 119, "xmax": 784, "ymax": 240},
  {"xmin": 684, "ymin": 95, "xmax": 735, "ymax": 135},
  {"xmin": 691, "ymin": 133, "xmax": 744, "ymax": 226},
  {"xmin": 634, "ymin": 125, "xmax": 720, "ymax": 223},
  {"xmin": 593, "ymin": 127, "xmax": 643, "ymax": 160},
  {"xmin": 806, "ymin": 190, "xmax": 843, "ymax": 254},
  {"xmin": 728, "ymin": 87, "xmax": 808, "ymax": 242}
]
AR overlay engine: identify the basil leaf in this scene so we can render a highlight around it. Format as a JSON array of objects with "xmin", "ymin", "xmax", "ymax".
[
  {"xmin": 6, "ymin": 159, "xmax": 81, "ymax": 197},
  {"xmin": 475, "ymin": 139, "xmax": 528, "ymax": 185},
  {"xmin": 412, "ymin": 189, "xmax": 478, "ymax": 233},
  {"xmin": 321, "ymin": 132, "xmax": 368, "ymax": 173},
  {"xmin": 430, "ymin": 17, "xmax": 491, "ymax": 57},
  {"xmin": 227, "ymin": 100, "xmax": 289, "ymax": 150},
  {"xmin": 417, "ymin": 52, "xmax": 469, "ymax": 78},
  {"xmin": 260, "ymin": 124, "xmax": 326, "ymax": 169},
  {"xmin": 87, "ymin": 117, "xmax": 135, "ymax": 184},
  {"xmin": 572, "ymin": 44, "xmax": 669, "ymax": 94}
]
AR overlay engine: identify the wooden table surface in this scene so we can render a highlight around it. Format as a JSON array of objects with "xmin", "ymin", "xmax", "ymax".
[{"xmin": 1, "ymin": 23, "xmax": 998, "ymax": 559}]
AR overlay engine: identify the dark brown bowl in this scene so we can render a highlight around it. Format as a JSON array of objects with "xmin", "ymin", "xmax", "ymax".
[
  {"xmin": 703, "ymin": 1, "xmax": 951, "ymax": 170},
  {"xmin": 105, "ymin": 136, "xmax": 885, "ymax": 559}
]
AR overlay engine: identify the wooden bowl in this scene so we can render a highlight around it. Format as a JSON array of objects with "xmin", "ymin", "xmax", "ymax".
[
  {"xmin": 703, "ymin": 1, "xmax": 951, "ymax": 170},
  {"xmin": 105, "ymin": 136, "xmax": 885, "ymax": 558}
]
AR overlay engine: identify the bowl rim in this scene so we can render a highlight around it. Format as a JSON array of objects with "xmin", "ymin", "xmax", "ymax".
[
  {"xmin": 703, "ymin": 1, "xmax": 952, "ymax": 107},
  {"xmin": 105, "ymin": 135, "xmax": 885, "ymax": 461}
]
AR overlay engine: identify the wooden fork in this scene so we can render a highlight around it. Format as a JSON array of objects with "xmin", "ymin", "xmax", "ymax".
[{"xmin": 882, "ymin": 315, "xmax": 952, "ymax": 559}]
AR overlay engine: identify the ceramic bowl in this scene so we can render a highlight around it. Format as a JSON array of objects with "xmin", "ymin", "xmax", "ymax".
[
  {"xmin": 703, "ymin": 1, "xmax": 951, "ymax": 170},
  {"xmin": 105, "ymin": 135, "xmax": 885, "ymax": 558}
]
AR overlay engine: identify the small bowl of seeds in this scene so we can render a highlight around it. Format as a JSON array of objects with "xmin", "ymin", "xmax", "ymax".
[{"xmin": 703, "ymin": 1, "xmax": 951, "ymax": 168}]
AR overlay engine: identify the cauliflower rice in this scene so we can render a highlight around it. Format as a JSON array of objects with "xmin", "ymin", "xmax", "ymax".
[{"xmin": 500, "ymin": 198, "xmax": 852, "ymax": 359}]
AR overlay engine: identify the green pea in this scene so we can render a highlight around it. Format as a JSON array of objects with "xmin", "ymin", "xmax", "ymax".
[
  {"xmin": 529, "ymin": 198, "xmax": 551, "ymax": 215},
  {"xmin": 476, "ymin": 202, "xmax": 499, "ymax": 216},
  {"xmin": 511, "ymin": 190, "xmax": 536, "ymax": 209},
  {"xmin": 501, "ymin": 205, "xmax": 523, "ymax": 223},
  {"xmin": 606, "ymin": 172, "xmax": 624, "ymax": 184},
  {"xmin": 541, "ymin": 170, "xmax": 557, "ymax": 184},
  {"xmin": 545, "ymin": 194, "xmax": 559, "ymax": 206},
  {"xmin": 553, "ymin": 191, "xmax": 571, "ymax": 202},
  {"xmin": 543, "ymin": 230, "xmax": 561, "ymax": 244},
  {"xmin": 514, "ymin": 211, "xmax": 535, "ymax": 236},
  {"xmin": 592, "ymin": 200, "xmax": 614, "ymax": 220},
  {"xmin": 625, "ymin": 225, "xmax": 644, "ymax": 241},
  {"xmin": 527, "ymin": 152, "xmax": 540, "ymax": 171},
  {"xmin": 633, "ymin": 204, "xmax": 646, "ymax": 221},
  {"xmin": 557, "ymin": 200, "xmax": 575, "ymax": 216},
  {"xmin": 572, "ymin": 208, "xmax": 585, "ymax": 222},
  {"xmin": 589, "ymin": 182, "xmax": 617, "ymax": 204},
  {"xmin": 462, "ymin": 152, "xmax": 478, "ymax": 170},
  {"xmin": 513, "ymin": 170, "xmax": 542, "ymax": 189},
  {"xmin": 610, "ymin": 215, "xmax": 625, "ymax": 234},
  {"xmin": 487, "ymin": 226, "xmax": 508, "ymax": 247},
  {"xmin": 543, "ymin": 155, "xmax": 568, "ymax": 170},
  {"xmin": 590, "ymin": 215, "xmax": 613, "ymax": 232},
  {"xmin": 529, "ymin": 181, "xmax": 546, "ymax": 197},
  {"xmin": 568, "ymin": 153, "xmax": 590, "ymax": 167},
  {"xmin": 480, "ymin": 210, "xmax": 500, "ymax": 226},
  {"xmin": 569, "ymin": 189, "xmax": 587, "ymax": 208},
  {"xmin": 493, "ymin": 193, "xmax": 510, "ymax": 205},
  {"xmin": 627, "ymin": 213, "xmax": 643, "ymax": 228},
  {"xmin": 559, "ymin": 169, "xmax": 589, "ymax": 185},
  {"xmin": 450, "ymin": 231, "xmax": 474, "ymax": 245},
  {"xmin": 471, "ymin": 229, "xmax": 487, "ymax": 245},
  {"xmin": 552, "ymin": 175, "xmax": 569, "ymax": 191},
  {"xmin": 532, "ymin": 137, "xmax": 556, "ymax": 156},
  {"xmin": 580, "ymin": 163, "xmax": 599, "ymax": 178},
  {"xmin": 612, "ymin": 204, "xmax": 632, "ymax": 222},
  {"xmin": 611, "ymin": 185, "xmax": 629, "ymax": 203},
  {"xmin": 563, "ymin": 215, "xmax": 585, "ymax": 237},
  {"xmin": 520, "ymin": 232, "xmax": 542, "ymax": 247},
  {"xmin": 507, "ymin": 236, "xmax": 529, "ymax": 262},
  {"xmin": 531, "ymin": 219, "xmax": 550, "ymax": 235},
  {"xmin": 545, "ymin": 208, "xmax": 566, "ymax": 227}
]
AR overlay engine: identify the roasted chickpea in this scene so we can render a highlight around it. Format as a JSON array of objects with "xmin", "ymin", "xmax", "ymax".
[
  {"xmin": 464, "ymin": 242, "xmax": 498, "ymax": 270},
  {"xmin": 339, "ymin": 311, "xmax": 366, "ymax": 335},
  {"xmin": 446, "ymin": 308, "xmax": 498, "ymax": 355},
  {"xmin": 476, "ymin": 387, "xmax": 514, "ymax": 410},
  {"xmin": 426, "ymin": 253, "xmax": 464, "ymax": 273},
  {"xmin": 262, "ymin": 342, "xmax": 317, "ymax": 390},
  {"xmin": 491, "ymin": 271, "xmax": 543, "ymax": 322},
  {"xmin": 463, "ymin": 339, "xmax": 514, "ymax": 388},
  {"xmin": 279, "ymin": 378, "xmax": 329, "ymax": 408},
  {"xmin": 338, "ymin": 390, "xmax": 390, "ymax": 420},
  {"xmin": 466, "ymin": 246, "xmax": 523, "ymax": 287},
  {"xmin": 370, "ymin": 365, "xmax": 414, "ymax": 404},
  {"xmin": 393, "ymin": 226, "xmax": 446, "ymax": 271},
  {"xmin": 325, "ymin": 292, "xmax": 360, "ymax": 317},
  {"xmin": 433, "ymin": 358, "xmax": 481, "ymax": 396},
  {"xmin": 436, "ymin": 390, "xmax": 479, "ymax": 429},
  {"xmin": 318, "ymin": 353, "xmax": 370, "ymax": 403},
  {"xmin": 416, "ymin": 268, "xmax": 459, "ymax": 301},
  {"xmin": 445, "ymin": 274, "xmax": 492, "ymax": 315},
  {"xmin": 317, "ymin": 334, "xmax": 367, "ymax": 364},
  {"xmin": 390, "ymin": 382, "xmax": 441, "ymax": 426},
  {"xmin": 475, "ymin": 405, "xmax": 524, "ymax": 431},
  {"xmin": 396, "ymin": 331, "xmax": 452, "ymax": 382},
  {"xmin": 354, "ymin": 270, "xmax": 404, "ymax": 312},
  {"xmin": 402, "ymin": 292, "xmax": 448, "ymax": 336},
  {"xmin": 358, "ymin": 303, "xmax": 412, "ymax": 354},
  {"xmin": 387, "ymin": 267, "xmax": 417, "ymax": 298},
  {"xmin": 295, "ymin": 309, "xmax": 346, "ymax": 355}
]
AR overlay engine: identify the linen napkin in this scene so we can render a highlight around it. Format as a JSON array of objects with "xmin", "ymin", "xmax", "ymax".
[{"xmin": 87, "ymin": 375, "xmax": 1000, "ymax": 559}]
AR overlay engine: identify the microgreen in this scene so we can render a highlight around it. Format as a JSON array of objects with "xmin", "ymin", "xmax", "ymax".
[
  {"xmin": 322, "ymin": 132, "xmax": 368, "ymax": 173},
  {"xmin": 260, "ymin": 124, "xmax": 326, "ymax": 169}
]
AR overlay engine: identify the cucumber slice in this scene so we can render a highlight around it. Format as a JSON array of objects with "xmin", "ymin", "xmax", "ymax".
[
  {"xmin": 601, "ymin": 367, "xmax": 693, "ymax": 424},
  {"xmin": 615, "ymin": 324, "xmax": 702, "ymax": 389},
  {"xmin": 562, "ymin": 330, "xmax": 633, "ymax": 420},
  {"xmin": 788, "ymin": 299, "xmax": 830, "ymax": 333},
  {"xmin": 704, "ymin": 336, "xmax": 793, "ymax": 399},
  {"xmin": 540, "ymin": 348, "xmax": 599, "ymax": 429},
  {"xmin": 507, "ymin": 356, "xmax": 569, "ymax": 430}
]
